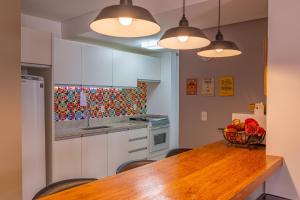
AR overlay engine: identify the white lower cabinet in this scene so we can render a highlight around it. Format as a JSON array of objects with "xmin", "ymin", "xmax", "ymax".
[
  {"xmin": 52, "ymin": 128, "xmax": 148, "ymax": 181},
  {"xmin": 52, "ymin": 138, "xmax": 82, "ymax": 182},
  {"xmin": 82, "ymin": 134, "xmax": 108, "ymax": 179},
  {"xmin": 107, "ymin": 131, "xmax": 129, "ymax": 176},
  {"xmin": 108, "ymin": 128, "xmax": 148, "ymax": 176}
]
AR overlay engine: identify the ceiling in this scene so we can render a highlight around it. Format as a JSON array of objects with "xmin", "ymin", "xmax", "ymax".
[
  {"xmin": 21, "ymin": 0, "xmax": 212, "ymax": 22},
  {"xmin": 21, "ymin": 0, "xmax": 268, "ymax": 52}
]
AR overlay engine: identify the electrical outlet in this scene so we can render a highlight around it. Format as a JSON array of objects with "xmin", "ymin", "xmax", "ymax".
[{"xmin": 201, "ymin": 112, "xmax": 208, "ymax": 121}]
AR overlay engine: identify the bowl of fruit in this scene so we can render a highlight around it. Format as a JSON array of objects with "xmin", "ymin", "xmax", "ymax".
[{"xmin": 221, "ymin": 118, "xmax": 266, "ymax": 147}]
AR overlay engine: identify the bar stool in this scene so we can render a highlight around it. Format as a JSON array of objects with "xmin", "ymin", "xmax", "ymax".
[
  {"xmin": 116, "ymin": 160, "xmax": 156, "ymax": 174},
  {"xmin": 165, "ymin": 148, "xmax": 192, "ymax": 158},
  {"xmin": 257, "ymin": 194, "xmax": 291, "ymax": 200},
  {"xmin": 33, "ymin": 178, "xmax": 97, "ymax": 199}
]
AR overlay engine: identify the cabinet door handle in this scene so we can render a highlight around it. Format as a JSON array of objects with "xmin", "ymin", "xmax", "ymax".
[
  {"xmin": 151, "ymin": 125, "xmax": 169, "ymax": 130},
  {"xmin": 128, "ymin": 147, "xmax": 147, "ymax": 154},
  {"xmin": 128, "ymin": 136, "xmax": 147, "ymax": 142}
]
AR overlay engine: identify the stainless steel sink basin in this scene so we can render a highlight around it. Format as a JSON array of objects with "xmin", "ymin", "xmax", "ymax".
[{"xmin": 81, "ymin": 126, "xmax": 112, "ymax": 131}]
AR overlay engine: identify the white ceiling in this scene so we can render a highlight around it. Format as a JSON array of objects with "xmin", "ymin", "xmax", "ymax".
[
  {"xmin": 21, "ymin": 0, "xmax": 268, "ymax": 52},
  {"xmin": 21, "ymin": 0, "xmax": 212, "ymax": 22}
]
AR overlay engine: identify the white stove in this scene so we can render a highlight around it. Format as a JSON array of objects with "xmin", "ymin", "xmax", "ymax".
[{"xmin": 130, "ymin": 115, "xmax": 170, "ymax": 159}]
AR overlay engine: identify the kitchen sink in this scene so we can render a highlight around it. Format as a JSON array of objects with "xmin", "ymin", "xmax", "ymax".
[{"xmin": 81, "ymin": 126, "xmax": 112, "ymax": 131}]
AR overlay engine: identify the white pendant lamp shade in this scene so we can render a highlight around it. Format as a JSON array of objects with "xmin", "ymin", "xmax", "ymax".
[
  {"xmin": 197, "ymin": 0, "xmax": 241, "ymax": 58},
  {"xmin": 158, "ymin": 0, "xmax": 210, "ymax": 50},
  {"xmin": 90, "ymin": 0, "xmax": 161, "ymax": 38}
]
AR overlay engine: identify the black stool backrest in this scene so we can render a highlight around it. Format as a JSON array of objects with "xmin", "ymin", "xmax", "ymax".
[
  {"xmin": 256, "ymin": 194, "xmax": 292, "ymax": 200},
  {"xmin": 165, "ymin": 148, "xmax": 192, "ymax": 158},
  {"xmin": 116, "ymin": 160, "xmax": 155, "ymax": 174},
  {"xmin": 33, "ymin": 178, "xmax": 97, "ymax": 199}
]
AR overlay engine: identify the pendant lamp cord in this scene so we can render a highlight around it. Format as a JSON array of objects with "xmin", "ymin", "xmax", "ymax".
[
  {"xmin": 179, "ymin": 0, "xmax": 189, "ymax": 26},
  {"xmin": 218, "ymin": 0, "xmax": 221, "ymax": 32},
  {"xmin": 216, "ymin": 0, "xmax": 224, "ymax": 40},
  {"xmin": 183, "ymin": 0, "xmax": 186, "ymax": 16}
]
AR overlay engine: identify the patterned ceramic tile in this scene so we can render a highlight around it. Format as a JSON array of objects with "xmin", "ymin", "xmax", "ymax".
[{"xmin": 54, "ymin": 82, "xmax": 147, "ymax": 122}]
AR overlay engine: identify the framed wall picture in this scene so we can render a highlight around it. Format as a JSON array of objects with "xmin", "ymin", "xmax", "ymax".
[
  {"xmin": 201, "ymin": 78, "xmax": 214, "ymax": 96},
  {"xmin": 219, "ymin": 76, "xmax": 234, "ymax": 96},
  {"xmin": 186, "ymin": 79, "xmax": 198, "ymax": 95}
]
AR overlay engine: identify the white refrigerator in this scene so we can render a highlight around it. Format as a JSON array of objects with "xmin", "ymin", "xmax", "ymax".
[{"xmin": 21, "ymin": 75, "xmax": 46, "ymax": 200}]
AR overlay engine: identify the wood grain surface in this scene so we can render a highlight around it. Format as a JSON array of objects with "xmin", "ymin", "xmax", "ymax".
[{"xmin": 40, "ymin": 141, "xmax": 283, "ymax": 200}]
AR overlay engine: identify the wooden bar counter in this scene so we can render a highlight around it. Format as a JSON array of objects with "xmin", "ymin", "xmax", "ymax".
[{"xmin": 41, "ymin": 141, "xmax": 283, "ymax": 200}]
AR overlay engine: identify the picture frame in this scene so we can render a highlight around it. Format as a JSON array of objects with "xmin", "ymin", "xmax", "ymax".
[
  {"xmin": 201, "ymin": 78, "xmax": 215, "ymax": 96},
  {"xmin": 219, "ymin": 76, "xmax": 234, "ymax": 97},
  {"xmin": 186, "ymin": 79, "xmax": 198, "ymax": 95}
]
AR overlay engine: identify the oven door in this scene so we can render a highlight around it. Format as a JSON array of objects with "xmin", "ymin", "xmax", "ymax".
[{"xmin": 149, "ymin": 125, "xmax": 169, "ymax": 153}]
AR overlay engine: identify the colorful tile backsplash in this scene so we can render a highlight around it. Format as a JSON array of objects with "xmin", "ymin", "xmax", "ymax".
[{"xmin": 54, "ymin": 82, "xmax": 147, "ymax": 122}]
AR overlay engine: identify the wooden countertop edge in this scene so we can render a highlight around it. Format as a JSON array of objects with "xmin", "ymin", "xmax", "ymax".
[
  {"xmin": 232, "ymin": 156, "xmax": 284, "ymax": 200},
  {"xmin": 39, "ymin": 141, "xmax": 284, "ymax": 200}
]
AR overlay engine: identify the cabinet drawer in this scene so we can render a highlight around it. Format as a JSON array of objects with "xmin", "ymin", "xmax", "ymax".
[
  {"xmin": 128, "ymin": 128, "xmax": 148, "ymax": 140},
  {"xmin": 128, "ymin": 138, "xmax": 148, "ymax": 151},
  {"xmin": 128, "ymin": 149, "xmax": 148, "ymax": 161}
]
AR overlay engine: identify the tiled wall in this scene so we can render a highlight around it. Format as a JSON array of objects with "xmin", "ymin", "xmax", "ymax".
[{"xmin": 54, "ymin": 82, "xmax": 147, "ymax": 122}]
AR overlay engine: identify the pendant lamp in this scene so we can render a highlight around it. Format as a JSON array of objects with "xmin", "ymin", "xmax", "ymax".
[
  {"xmin": 158, "ymin": 0, "xmax": 210, "ymax": 50},
  {"xmin": 90, "ymin": 0, "xmax": 161, "ymax": 38},
  {"xmin": 197, "ymin": 0, "xmax": 242, "ymax": 58}
]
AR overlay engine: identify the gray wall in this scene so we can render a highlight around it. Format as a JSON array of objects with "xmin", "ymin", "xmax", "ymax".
[{"xmin": 179, "ymin": 19, "xmax": 267, "ymax": 148}]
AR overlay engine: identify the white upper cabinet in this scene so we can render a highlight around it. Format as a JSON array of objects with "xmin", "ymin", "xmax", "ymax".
[
  {"xmin": 53, "ymin": 38, "xmax": 161, "ymax": 86},
  {"xmin": 82, "ymin": 134, "xmax": 108, "ymax": 179},
  {"xmin": 82, "ymin": 45, "xmax": 113, "ymax": 86},
  {"xmin": 53, "ymin": 39, "xmax": 82, "ymax": 85},
  {"xmin": 113, "ymin": 51, "xmax": 161, "ymax": 87},
  {"xmin": 113, "ymin": 50, "xmax": 139, "ymax": 87},
  {"xmin": 137, "ymin": 55, "xmax": 161, "ymax": 81},
  {"xmin": 21, "ymin": 27, "xmax": 52, "ymax": 66}
]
